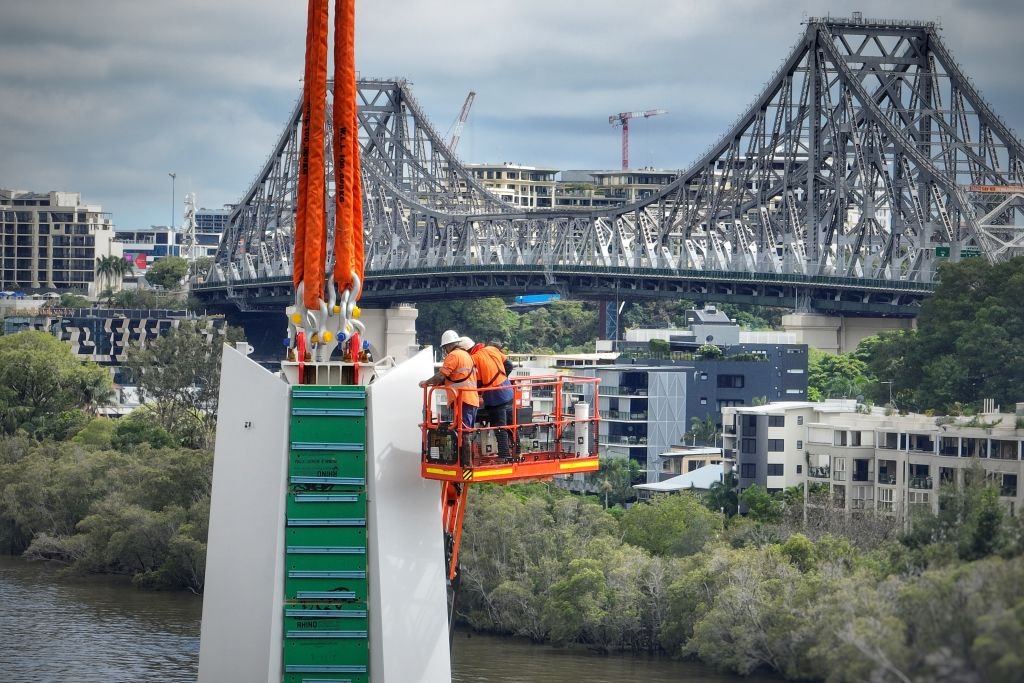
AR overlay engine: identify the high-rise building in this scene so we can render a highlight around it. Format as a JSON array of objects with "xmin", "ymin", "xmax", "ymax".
[{"xmin": 0, "ymin": 190, "xmax": 122, "ymax": 296}]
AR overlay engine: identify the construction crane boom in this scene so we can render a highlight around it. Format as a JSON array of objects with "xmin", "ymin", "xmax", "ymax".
[
  {"xmin": 448, "ymin": 91, "xmax": 476, "ymax": 153},
  {"xmin": 609, "ymin": 108, "xmax": 667, "ymax": 170}
]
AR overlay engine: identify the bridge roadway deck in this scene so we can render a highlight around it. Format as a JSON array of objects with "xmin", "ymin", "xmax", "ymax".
[{"xmin": 194, "ymin": 266, "xmax": 932, "ymax": 317}]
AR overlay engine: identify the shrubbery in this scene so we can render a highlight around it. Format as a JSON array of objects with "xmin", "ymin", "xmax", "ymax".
[{"xmin": 456, "ymin": 482, "xmax": 1024, "ymax": 682}]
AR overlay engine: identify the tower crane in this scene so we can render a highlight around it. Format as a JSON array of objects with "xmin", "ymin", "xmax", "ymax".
[
  {"xmin": 609, "ymin": 109, "xmax": 667, "ymax": 170},
  {"xmin": 447, "ymin": 91, "xmax": 476, "ymax": 153}
]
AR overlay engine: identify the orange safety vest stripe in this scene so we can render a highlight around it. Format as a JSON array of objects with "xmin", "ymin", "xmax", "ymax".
[{"xmin": 441, "ymin": 349, "xmax": 480, "ymax": 407}]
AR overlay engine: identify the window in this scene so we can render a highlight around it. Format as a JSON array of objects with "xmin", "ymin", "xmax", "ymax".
[
  {"xmin": 796, "ymin": 464, "xmax": 803, "ymax": 474},
  {"xmin": 740, "ymin": 463, "xmax": 756, "ymax": 478},
  {"xmin": 797, "ymin": 416, "xmax": 804, "ymax": 425},
  {"xmin": 741, "ymin": 438, "xmax": 756, "ymax": 454},
  {"xmin": 767, "ymin": 439, "xmax": 785, "ymax": 451},
  {"xmin": 796, "ymin": 440, "xmax": 803, "ymax": 450},
  {"xmin": 767, "ymin": 464, "xmax": 784, "ymax": 476},
  {"xmin": 878, "ymin": 488, "xmax": 894, "ymax": 512},
  {"xmin": 768, "ymin": 416, "xmax": 785, "ymax": 427},
  {"xmin": 717, "ymin": 374, "xmax": 745, "ymax": 389},
  {"xmin": 834, "ymin": 431, "xmax": 848, "ymax": 446}
]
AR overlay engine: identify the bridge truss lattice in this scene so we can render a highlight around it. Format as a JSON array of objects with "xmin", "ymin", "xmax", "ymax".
[{"xmin": 204, "ymin": 16, "xmax": 1024, "ymax": 314}]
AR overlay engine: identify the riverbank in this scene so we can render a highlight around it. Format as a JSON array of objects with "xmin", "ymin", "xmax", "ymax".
[{"xmin": 0, "ymin": 555, "xmax": 773, "ymax": 682}]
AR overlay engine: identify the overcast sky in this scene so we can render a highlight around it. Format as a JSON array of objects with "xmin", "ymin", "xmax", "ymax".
[{"xmin": 1, "ymin": 0, "xmax": 1021, "ymax": 229}]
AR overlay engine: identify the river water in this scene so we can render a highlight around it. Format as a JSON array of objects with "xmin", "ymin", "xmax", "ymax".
[{"xmin": 0, "ymin": 556, "xmax": 773, "ymax": 682}]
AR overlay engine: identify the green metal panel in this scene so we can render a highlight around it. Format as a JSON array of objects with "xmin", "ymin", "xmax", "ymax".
[
  {"xmin": 287, "ymin": 491, "xmax": 366, "ymax": 521},
  {"xmin": 288, "ymin": 449, "xmax": 367, "ymax": 484},
  {"xmin": 285, "ymin": 385, "xmax": 370, "ymax": 683},
  {"xmin": 286, "ymin": 526, "xmax": 366, "ymax": 549}
]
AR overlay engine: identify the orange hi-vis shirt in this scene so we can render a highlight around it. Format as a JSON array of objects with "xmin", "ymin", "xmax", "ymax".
[{"xmin": 441, "ymin": 348, "xmax": 480, "ymax": 407}]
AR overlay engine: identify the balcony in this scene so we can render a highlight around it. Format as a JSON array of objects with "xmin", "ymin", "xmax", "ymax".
[
  {"xmin": 878, "ymin": 473, "xmax": 897, "ymax": 485},
  {"xmin": 601, "ymin": 435, "xmax": 647, "ymax": 446},
  {"xmin": 852, "ymin": 471, "xmax": 874, "ymax": 482},
  {"xmin": 808, "ymin": 465, "xmax": 831, "ymax": 479},
  {"xmin": 1002, "ymin": 485, "xmax": 1019, "ymax": 498},
  {"xmin": 851, "ymin": 499, "xmax": 873, "ymax": 510},
  {"xmin": 909, "ymin": 476, "xmax": 933, "ymax": 489}
]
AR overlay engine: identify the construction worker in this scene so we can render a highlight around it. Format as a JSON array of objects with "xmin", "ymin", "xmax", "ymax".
[
  {"xmin": 420, "ymin": 330, "xmax": 480, "ymax": 465},
  {"xmin": 462, "ymin": 337, "xmax": 514, "ymax": 462}
]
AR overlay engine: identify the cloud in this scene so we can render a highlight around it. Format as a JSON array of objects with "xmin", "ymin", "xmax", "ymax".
[{"xmin": 0, "ymin": 0, "xmax": 1021, "ymax": 228}]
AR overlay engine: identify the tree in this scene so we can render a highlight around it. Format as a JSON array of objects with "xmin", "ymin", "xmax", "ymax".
[
  {"xmin": 704, "ymin": 471, "xmax": 739, "ymax": 516},
  {"xmin": 95, "ymin": 255, "xmax": 131, "ymax": 293},
  {"xmin": 683, "ymin": 415, "xmax": 718, "ymax": 446},
  {"xmin": 126, "ymin": 321, "xmax": 242, "ymax": 448},
  {"xmin": 807, "ymin": 348, "xmax": 870, "ymax": 400},
  {"xmin": 145, "ymin": 256, "xmax": 189, "ymax": 290},
  {"xmin": 619, "ymin": 494, "xmax": 721, "ymax": 556},
  {"xmin": 0, "ymin": 332, "xmax": 111, "ymax": 437},
  {"xmin": 586, "ymin": 457, "xmax": 641, "ymax": 508},
  {"xmin": 857, "ymin": 257, "xmax": 1024, "ymax": 412},
  {"xmin": 739, "ymin": 484, "xmax": 784, "ymax": 522},
  {"xmin": 59, "ymin": 293, "xmax": 90, "ymax": 309}
]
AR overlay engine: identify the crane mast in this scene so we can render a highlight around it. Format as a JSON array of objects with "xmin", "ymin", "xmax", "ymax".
[
  {"xmin": 609, "ymin": 108, "xmax": 667, "ymax": 170},
  {"xmin": 447, "ymin": 91, "xmax": 476, "ymax": 153}
]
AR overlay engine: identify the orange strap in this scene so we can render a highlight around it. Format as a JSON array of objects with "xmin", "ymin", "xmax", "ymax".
[
  {"xmin": 302, "ymin": 0, "xmax": 329, "ymax": 311},
  {"xmin": 333, "ymin": 0, "xmax": 360, "ymax": 295},
  {"xmin": 292, "ymin": 0, "xmax": 317, "ymax": 291}
]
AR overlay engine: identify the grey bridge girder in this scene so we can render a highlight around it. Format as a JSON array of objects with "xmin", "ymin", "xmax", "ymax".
[{"xmin": 201, "ymin": 17, "xmax": 1023, "ymax": 315}]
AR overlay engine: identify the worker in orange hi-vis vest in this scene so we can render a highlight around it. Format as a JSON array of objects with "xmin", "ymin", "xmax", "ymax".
[
  {"xmin": 419, "ymin": 329, "xmax": 480, "ymax": 429},
  {"xmin": 462, "ymin": 337, "xmax": 514, "ymax": 461}
]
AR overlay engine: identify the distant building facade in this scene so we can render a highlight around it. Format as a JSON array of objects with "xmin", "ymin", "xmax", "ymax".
[
  {"xmin": 115, "ymin": 206, "xmax": 228, "ymax": 272},
  {"xmin": 723, "ymin": 401, "xmax": 1024, "ymax": 518},
  {"xmin": 0, "ymin": 189, "xmax": 122, "ymax": 297},
  {"xmin": 465, "ymin": 163, "xmax": 680, "ymax": 210}
]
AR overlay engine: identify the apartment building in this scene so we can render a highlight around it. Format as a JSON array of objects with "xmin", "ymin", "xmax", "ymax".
[
  {"xmin": 724, "ymin": 402, "xmax": 1024, "ymax": 518},
  {"xmin": 465, "ymin": 162, "xmax": 558, "ymax": 208},
  {"xmin": 0, "ymin": 190, "xmax": 122, "ymax": 296},
  {"xmin": 466, "ymin": 163, "xmax": 681, "ymax": 210}
]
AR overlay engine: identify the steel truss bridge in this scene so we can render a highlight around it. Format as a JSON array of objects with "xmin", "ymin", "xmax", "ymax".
[{"xmin": 196, "ymin": 16, "xmax": 1024, "ymax": 318}]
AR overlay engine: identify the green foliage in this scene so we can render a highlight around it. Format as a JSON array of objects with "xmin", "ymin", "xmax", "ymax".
[
  {"xmin": 108, "ymin": 288, "xmax": 188, "ymax": 310},
  {"xmin": 682, "ymin": 415, "xmax": 718, "ymax": 446},
  {"xmin": 619, "ymin": 494, "xmax": 721, "ymax": 556},
  {"xmin": 72, "ymin": 417, "xmax": 114, "ymax": 448},
  {"xmin": 111, "ymin": 409, "xmax": 178, "ymax": 450},
  {"xmin": 855, "ymin": 257, "xmax": 1024, "ymax": 412},
  {"xmin": 1, "ymin": 437, "xmax": 211, "ymax": 592},
  {"xmin": 696, "ymin": 343, "xmax": 722, "ymax": 359},
  {"xmin": 648, "ymin": 338, "xmax": 669, "ymax": 354},
  {"xmin": 59, "ymin": 293, "xmax": 91, "ymax": 308},
  {"xmin": 703, "ymin": 470, "xmax": 738, "ymax": 517},
  {"xmin": 417, "ymin": 298, "xmax": 598, "ymax": 353},
  {"xmin": 126, "ymin": 322, "xmax": 241, "ymax": 449},
  {"xmin": 808, "ymin": 347, "xmax": 870, "ymax": 400},
  {"xmin": 0, "ymin": 331, "xmax": 111, "ymax": 438},
  {"xmin": 145, "ymin": 256, "xmax": 189, "ymax": 290},
  {"xmin": 903, "ymin": 462, "xmax": 1009, "ymax": 563},
  {"xmin": 739, "ymin": 484, "xmax": 783, "ymax": 522},
  {"xmin": 586, "ymin": 457, "xmax": 641, "ymax": 508},
  {"xmin": 95, "ymin": 255, "xmax": 131, "ymax": 292}
]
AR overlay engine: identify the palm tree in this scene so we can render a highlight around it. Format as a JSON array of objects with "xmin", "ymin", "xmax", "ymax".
[{"xmin": 95, "ymin": 255, "xmax": 131, "ymax": 295}]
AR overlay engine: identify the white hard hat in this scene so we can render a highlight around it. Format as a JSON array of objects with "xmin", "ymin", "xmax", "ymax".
[
  {"xmin": 440, "ymin": 329, "xmax": 461, "ymax": 347},
  {"xmin": 459, "ymin": 336, "xmax": 475, "ymax": 350}
]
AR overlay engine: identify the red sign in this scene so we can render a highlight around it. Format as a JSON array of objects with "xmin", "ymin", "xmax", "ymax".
[{"xmin": 135, "ymin": 253, "xmax": 148, "ymax": 270}]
